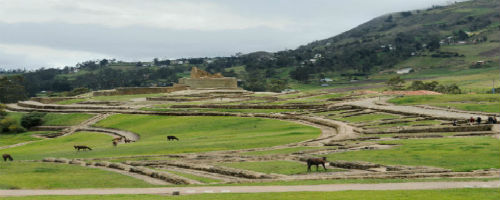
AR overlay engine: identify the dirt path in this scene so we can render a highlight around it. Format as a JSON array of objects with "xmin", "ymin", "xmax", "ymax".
[
  {"xmin": 340, "ymin": 97, "xmax": 492, "ymax": 120},
  {"xmin": 1, "ymin": 181, "xmax": 498, "ymax": 196}
]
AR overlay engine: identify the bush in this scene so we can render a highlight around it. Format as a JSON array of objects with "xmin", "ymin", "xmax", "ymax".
[
  {"xmin": 0, "ymin": 118, "xmax": 17, "ymax": 133},
  {"xmin": 21, "ymin": 112, "xmax": 46, "ymax": 129},
  {"xmin": 8, "ymin": 124, "xmax": 26, "ymax": 133},
  {"xmin": 0, "ymin": 104, "xmax": 7, "ymax": 118}
]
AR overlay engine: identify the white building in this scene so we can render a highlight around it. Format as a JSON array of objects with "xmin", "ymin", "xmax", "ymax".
[{"xmin": 396, "ymin": 67, "xmax": 414, "ymax": 74}]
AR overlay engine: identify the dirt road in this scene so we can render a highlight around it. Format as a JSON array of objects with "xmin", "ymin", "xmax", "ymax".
[
  {"xmin": 340, "ymin": 97, "xmax": 492, "ymax": 119},
  {"xmin": 1, "ymin": 181, "xmax": 498, "ymax": 196}
]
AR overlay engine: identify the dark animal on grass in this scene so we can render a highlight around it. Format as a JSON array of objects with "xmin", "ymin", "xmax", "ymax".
[
  {"xmin": 74, "ymin": 145, "xmax": 92, "ymax": 151},
  {"xmin": 167, "ymin": 136, "xmax": 179, "ymax": 141},
  {"xmin": 2, "ymin": 154, "xmax": 13, "ymax": 161},
  {"xmin": 112, "ymin": 137, "xmax": 122, "ymax": 142},
  {"xmin": 112, "ymin": 141, "xmax": 117, "ymax": 147},
  {"xmin": 124, "ymin": 139, "xmax": 132, "ymax": 143},
  {"xmin": 307, "ymin": 157, "xmax": 327, "ymax": 172}
]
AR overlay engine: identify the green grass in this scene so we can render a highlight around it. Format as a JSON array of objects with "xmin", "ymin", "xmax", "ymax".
[
  {"xmin": 5, "ymin": 112, "xmax": 94, "ymax": 126},
  {"xmin": 388, "ymin": 94, "xmax": 500, "ymax": 113},
  {"xmin": 220, "ymin": 160, "xmax": 343, "ymax": 175},
  {"xmin": 42, "ymin": 113, "xmax": 95, "ymax": 126},
  {"xmin": 91, "ymin": 93, "xmax": 167, "ymax": 102},
  {"xmin": 0, "ymin": 131, "xmax": 50, "ymax": 146},
  {"xmin": 156, "ymin": 169, "xmax": 220, "ymax": 183},
  {"xmin": 141, "ymin": 108, "xmax": 299, "ymax": 113},
  {"xmin": 0, "ymin": 162, "xmax": 155, "ymax": 189},
  {"xmin": 334, "ymin": 113, "xmax": 399, "ymax": 123},
  {"xmin": 3, "ymin": 189, "xmax": 499, "ymax": 200},
  {"xmin": 243, "ymin": 147, "xmax": 328, "ymax": 156},
  {"xmin": 54, "ymin": 98, "xmax": 87, "ymax": 105},
  {"xmin": 326, "ymin": 137, "xmax": 500, "ymax": 171},
  {"xmin": 365, "ymin": 120, "xmax": 442, "ymax": 129},
  {"xmin": 0, "ymin": 116, "xmax": 319, "ymax": 160}
]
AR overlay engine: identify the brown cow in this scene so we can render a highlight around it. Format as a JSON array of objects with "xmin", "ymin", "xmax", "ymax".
[
  {"xmin": 307, "ymin": 157, "xmax": 327, "ymax": 172},
  {"xmin": 2, "ymin": 154, "xmax": 13, "ymax": 161},
  {"xmin": 74, "ymin": 145, "xmax": 92, "ymax": 151},
  {"xmin": 167, "ymin": 136, "xmax": 179, "ymax": 141}
]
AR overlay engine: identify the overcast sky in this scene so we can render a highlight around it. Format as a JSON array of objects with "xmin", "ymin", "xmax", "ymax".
[{"xmin": 0, "ymin": 0, "xmax": 460, "ymax": 70}]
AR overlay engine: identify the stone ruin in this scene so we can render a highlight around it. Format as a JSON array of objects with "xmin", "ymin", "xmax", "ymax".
[{"xmin": 177, "ymin": 67, "xmax": 237, "ymax": 89}]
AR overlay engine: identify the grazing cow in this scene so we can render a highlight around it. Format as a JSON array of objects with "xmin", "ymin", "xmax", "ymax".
[
  {"xmin": 74, "ymin": 145, "xmax": 92, "ymax": 151},
  {"xmin": 167, "ymin": 136, "xmax": 179, "ymax": 141},
  {"xmin": 124, "ymin": 139, "xmax": 132, "ymax": 143},
  {"xmin": 2, "ymin": 154, "xmax": 13, "ymax": 161},
  {"xmin": 112, "ymin": 137, "xmax": 122, "ymax": 142},
  {"xmin": 112, "ymin": 141, "xmax": 117, "ymax": 147},
  {"xmin": 307, "ymin": 157, "xmax": 327, "ymax": 172}
]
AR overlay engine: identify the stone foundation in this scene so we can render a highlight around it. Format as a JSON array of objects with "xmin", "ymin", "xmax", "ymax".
[
  {"xmin": 178, "ymin": 77, "xmax": 237, "ymax": 89},
  {"xmin": 93, "ymin": 85, "xmax": 188, "ymax": 96}
]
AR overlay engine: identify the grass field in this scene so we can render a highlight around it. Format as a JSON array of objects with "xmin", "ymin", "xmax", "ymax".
[
  {"xmin": 220, "ymin": 160, "xmax": 343, "ymax": 175},
  {"xmin": 326, "ymin": 137, "xmax": 500, "ymax": 171},
  {"xmin": 388, "ymin": 94, "xmax": 500, "ymax": 113},
  {"xmin": 42, "ymin": 113, "xmax": 95, "ymax": 126},
  {"xmin": 5, "ymin": 112, "xmax": 94, "ymax": 126},
  {"xmin": 55, "ymin": 99, "xmax": 87, "ymax": 105},
  {"xmin": 141, "ymin": 108, "xmax": 299, "ymax": 113},
  {"xmin": 0, "ymin": 116, "xmax": 319, "ymax": 160},
  {"xmin": 155, "ymin": 169, "xmax": 220, "ymax": 184},
  {"xmin": 3, "ymin": 189, "xmax": 499, "ymax": 200},
  {"xmin": 0, "ymin": 162, "xmax": 155, "ymax": 189},
  {"xmin": 333, "ymin": 113, "xmax": 400, "ymax": 123},
  {"xmin": 243, "ymin": 147, "xmax": 328, "ymax": 156},
  {"xmin": 0, "ymin": 131, "xmax": 49, "ymax": 146}
]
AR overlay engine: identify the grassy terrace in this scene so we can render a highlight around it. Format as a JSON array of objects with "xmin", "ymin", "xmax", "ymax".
[
  {"xmin": 3, "ymin": 189, "xmax": 499, "ymax": 200},
  {"xmin": 331, "ymin": 113, "xmax": 400, "ymax": 123},
  {"xmin": 0, "ymin": 116, "xmax": 320, "ymax": 160},
  {"xmin": 0, "ymin": 162, "xmax": 155, "ymax": 189},
  {"xmin": 388, "ymin": 94, "xmax": 500, "ymax": 113},
  {"xmin": 141, "ymin": 107, "xmax": 300, "ymax": 113},
  {"xmin": 155, "ymin": 168, "xmax": 220, "ymax": 184},
  {"xmin": 326, "ymin": 137, "xmax": 500, "ymax": 171},
  {"xmin": 243, "ymin": 146, "xmax": 329, "ymax": 156},
  {"xmin": 220, "ymin": 160, "xmax": 344, "ymax": 175},
  {"xmin": 6, "ymin": 112, "xmax": 95, "ymax": 126},
  {"xmin": 0, "ymin": 131, "xmax": 50, "ymax": 146}
]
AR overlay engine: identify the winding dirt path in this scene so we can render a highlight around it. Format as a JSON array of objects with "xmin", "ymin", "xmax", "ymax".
[
  {"xmin": 339, "ymin": 97, "xmax": 493, "ymax": 120},
  {"xmin": 1, "ymin": 181, "xmax": 498, "ymax": 196}
]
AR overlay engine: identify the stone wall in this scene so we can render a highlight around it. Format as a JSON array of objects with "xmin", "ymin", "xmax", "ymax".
[
  {"xmin": 31, "ymin": 97, "xmax": 80, "ymax": 104},
  {"xmin": 93, "ymin": 85, "xmax": 188, "ymax": 96},
  {"xmin": 178, "ymin": 77, "xmax": 237, "ymax": 89}
]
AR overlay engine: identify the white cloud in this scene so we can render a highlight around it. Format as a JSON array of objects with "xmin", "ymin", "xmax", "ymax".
[
  {"xmin": 0, "ymin": 0, "xmax": 291, "ymax": 30},
  {"xmin": 0, "ymin": 43, "xmax": 110, "ymax": 68}
]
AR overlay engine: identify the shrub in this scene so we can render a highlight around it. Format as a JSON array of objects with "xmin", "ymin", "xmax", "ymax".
[
  {"xmin": 8, "ymin": 124, "xmax": 26, "ymax": 133},
  {"xmin": 21, "ymin": 112, "xmax": 47, "ymax": 129},
  {"xmin": 0, "ymin": 104, "xmax": 7, "ymax": 118},
  {"xmin": 0, "ymin": 118, "xmax": 17, "ymax": 133}
]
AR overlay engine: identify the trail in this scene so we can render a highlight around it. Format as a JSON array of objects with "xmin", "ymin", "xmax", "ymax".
[
  {"xmin": 1, "ymin": 181, "xmax": 498, "ymax": 196},
  {"xmin": 338, "ymin": 97, "xmax": 494, "ymax": 120}
]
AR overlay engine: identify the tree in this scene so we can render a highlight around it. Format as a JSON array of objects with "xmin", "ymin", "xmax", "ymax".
[
  {"xmin": 21, "ymin": 112, "xmax": 46, "ymax": 129},
  {"xmin": 386, "ymin": 76, "xmax": 405, "ymax": 90},
  {"xmin": 268, "ymin": 79, "xmax": 289, "ymax": 93},
  {"xmin": 0, "ymin": 75, "xmax": 27, "ymax": 103}
]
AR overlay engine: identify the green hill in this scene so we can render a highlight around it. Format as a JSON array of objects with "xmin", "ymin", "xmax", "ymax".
[{"xmin": 6, "ymin": 0, "xmax": 500, "ymax": 97}]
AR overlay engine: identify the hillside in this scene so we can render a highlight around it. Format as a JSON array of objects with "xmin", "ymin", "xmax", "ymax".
[{"xmin": 2, "ymin": 0, "xmax": 499, "ymax": 98}]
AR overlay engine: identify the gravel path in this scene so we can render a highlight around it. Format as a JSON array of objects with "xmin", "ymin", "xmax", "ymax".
[
  {"xmin": 1, "ymin": 181, "xmax": 498, "ymax": 196},
  {"xmin": 340, "ymin": 97, "xmax": 492, "ymax": 120}
]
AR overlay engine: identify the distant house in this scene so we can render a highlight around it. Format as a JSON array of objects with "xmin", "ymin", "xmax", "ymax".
[
  {"xmin": 396, "ymin": 68, "xmax": 414, "ymax": 74},
  {"xmin": 321, "ymin": 84, "xmax": 329, "ymax": 87},
  {"xmin": 320, "ymin": 78, "xmax": 333, "ymax": 82}
]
